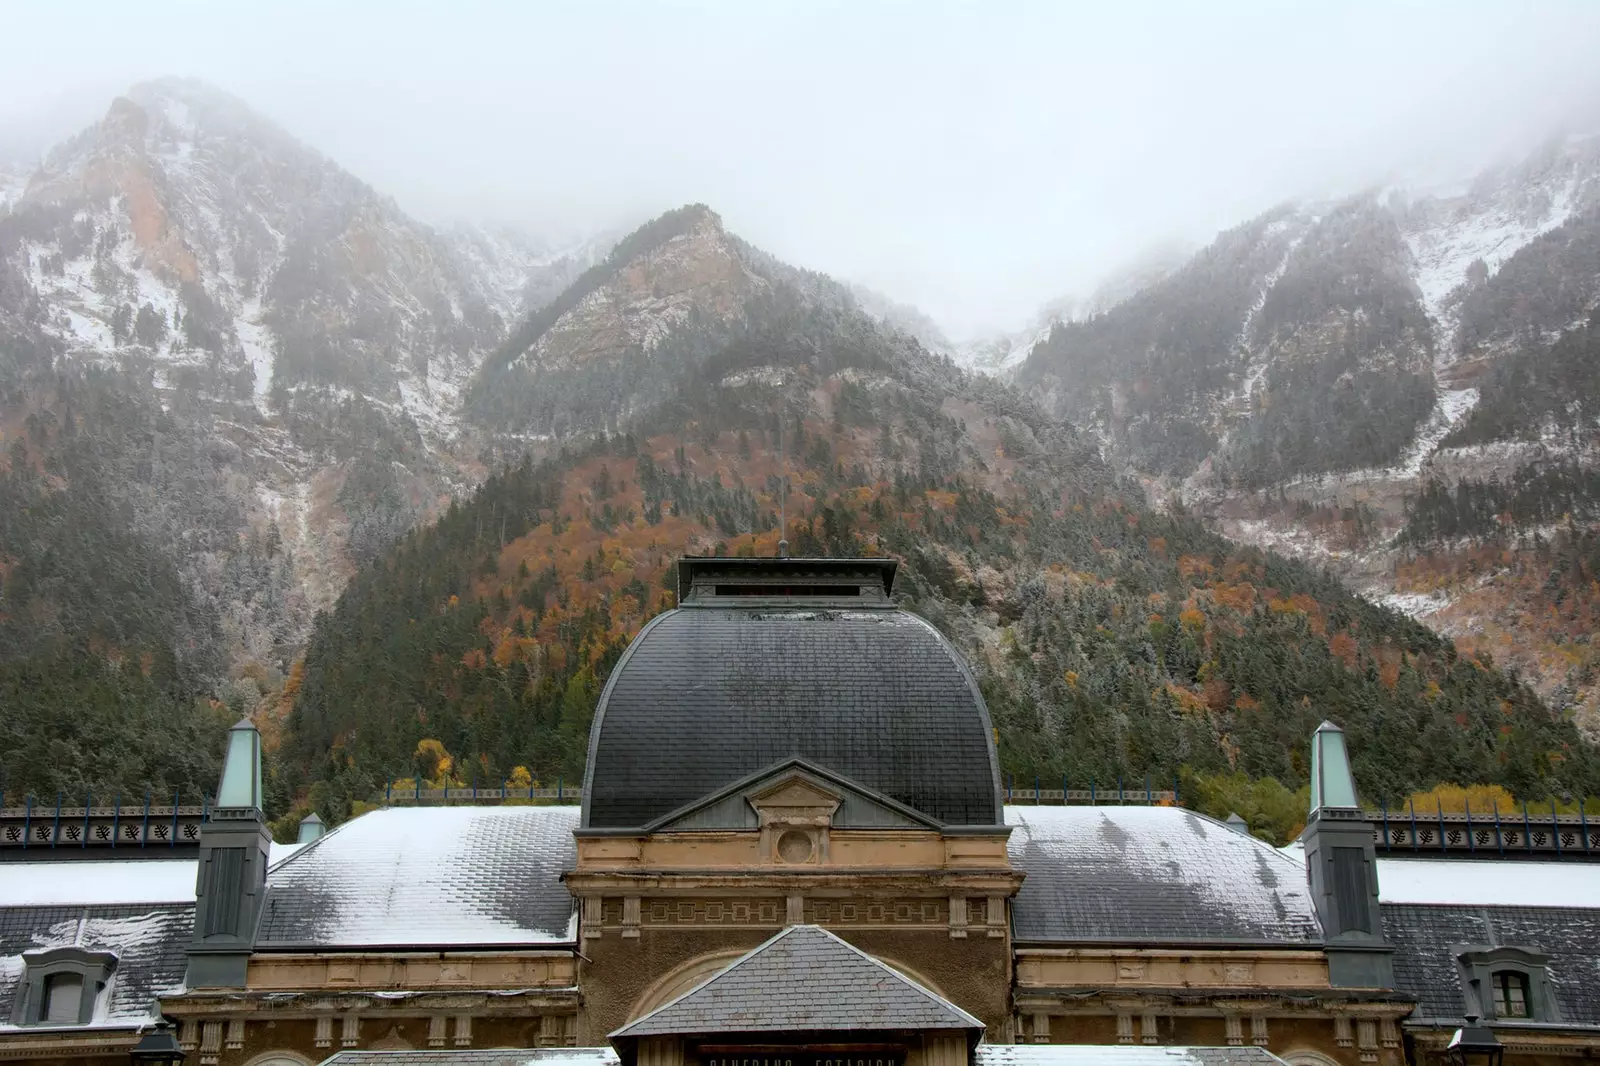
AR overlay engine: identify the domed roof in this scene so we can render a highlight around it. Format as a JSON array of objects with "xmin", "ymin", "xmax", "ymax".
[{"xmin": 581, "ymin": 558, "xmax": 1003, "ymax": 829}]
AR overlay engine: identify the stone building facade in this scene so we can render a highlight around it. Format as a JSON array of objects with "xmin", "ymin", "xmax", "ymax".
[{"xmin": 2, "ymin": 557, "xmax": 1597, "ymax": 1066}]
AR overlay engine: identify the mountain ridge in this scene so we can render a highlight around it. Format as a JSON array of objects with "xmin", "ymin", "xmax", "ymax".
[
  {"xmin": 3, "ymin": 79, "xmax": 1598, "ymax": 828},
  {"xmin": 999, "ymin": 133, "xmax": 1600, "ymax": 734}
]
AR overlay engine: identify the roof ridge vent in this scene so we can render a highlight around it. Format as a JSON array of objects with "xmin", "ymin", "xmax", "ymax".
[{"xmin": 676, "ymin": 555, "xmax": 897, "ymax": 604}]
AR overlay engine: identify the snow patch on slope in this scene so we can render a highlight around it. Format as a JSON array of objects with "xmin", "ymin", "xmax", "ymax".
[
  {"xmin": 236, "ymin": 295, "xmax": 274, "ymax": 411},
  {"xmin": 0, "ymin": 165, "xmax": 26, "ymax": 213},
  {"xmin": 1404, "ymin": 147, "xmax": 1592, "ymax": 356}
]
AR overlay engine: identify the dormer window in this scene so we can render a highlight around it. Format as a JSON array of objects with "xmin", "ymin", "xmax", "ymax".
[
  {"xmin": 1492, "ymin": 971, "xmax": 1532, "ymax": 1019},
  {"xmin": 1455, "ymin": 946, "xmax": 1558, "ymax": 1025},
  {"xmin": 9, "ymin": 948, "xmax": 117, "ymax": 1027}
]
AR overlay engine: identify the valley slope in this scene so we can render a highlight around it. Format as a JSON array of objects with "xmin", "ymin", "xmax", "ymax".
[{"xmin": 280, "ymin": 205, "xmax": 1599, "ymax": 840}]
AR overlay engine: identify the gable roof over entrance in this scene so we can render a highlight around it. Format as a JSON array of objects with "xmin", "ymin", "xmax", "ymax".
[{"xmin": 610, "ymin": 924, "xmax": 983, "ymax": 1039}]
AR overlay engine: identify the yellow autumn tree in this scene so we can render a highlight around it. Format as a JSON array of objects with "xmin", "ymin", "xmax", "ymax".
[
  {"xmin": 1406, "ymin": 783, "xmax": 1521, "ymax": 815},
  {"xmin": 414, "ymin": 738, "xmax": 454, "ymax": 786}
]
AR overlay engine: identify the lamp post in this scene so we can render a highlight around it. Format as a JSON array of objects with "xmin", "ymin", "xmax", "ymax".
[
  {"xmin": 129, "ymin": 1019, "xmax": 185, "ymax": 1065},
  {"xmin": 1446, "ymin": 1016, "xmax": 1503, "ymax": 1066}
]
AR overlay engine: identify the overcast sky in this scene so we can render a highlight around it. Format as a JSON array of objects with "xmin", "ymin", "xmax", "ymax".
[{"xmin": 3, "ymin": 2, "xmax": 1599, "ymax": 338}]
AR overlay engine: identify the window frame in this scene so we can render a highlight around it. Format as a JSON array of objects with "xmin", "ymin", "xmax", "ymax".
[
  {"xmin": 9, "ymin": 947, "xmax": 118, "ymax": 1028},
  {"xmin": 1491, "ymin": 969, "xmax": 1532, "ymax": 1019},
  {"xmin": 1454, "ymin": 945, "xmax": 1558, "ymax": 1024}
]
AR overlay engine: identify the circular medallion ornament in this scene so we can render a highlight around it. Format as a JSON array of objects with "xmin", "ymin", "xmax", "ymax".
[{"xmin": 777, "ymin": 829, "xmax": 814, "ymax": 863}]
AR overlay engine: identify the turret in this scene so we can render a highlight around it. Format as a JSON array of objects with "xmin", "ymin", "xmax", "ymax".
[
  {"xmin": 1302, "ymin": 721, "xmax": 1394, "ymax": 988},
  {"xmin": 185, "ymin": 718, "xmax": 272, "ymax": 988}
]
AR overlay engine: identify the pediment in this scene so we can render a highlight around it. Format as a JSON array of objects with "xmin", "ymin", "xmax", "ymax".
[
  {"xmin": 747, "ymin": 775, "xmax": 843, "ymax": 814},
  {"xmin": 648, "ymin": 758, "xmax": 941, "ymax": 832}
]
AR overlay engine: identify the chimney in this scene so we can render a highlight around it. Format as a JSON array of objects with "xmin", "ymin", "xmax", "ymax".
[
  {"xmin": 1301, "ymin": 721, "xmax": 1393, "ymax": 988},
  {"xmin": 185, "ymin": 718, "xmax": 272, "ymax": 988}
]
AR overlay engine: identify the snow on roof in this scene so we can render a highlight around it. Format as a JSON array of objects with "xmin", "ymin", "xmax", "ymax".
[
  {"xmin": 0, "ymin": 904, "xmax": 191, "ymax": 1030},
  {"xmin": 977, "ymin": 1047, "xmax": 1291, "ymax": 1066},
  {"xmin": 1006, "ymin": 806, "xmax": 1321, "ymax": 944},
  {"xmin": 1278, "ymin": 839, "xmax": 1600, "ymax": 908},
  {"xmin": 1376, "ymin": 856, "xmax": 1600, "ymax": 908},
  {"xmin": 258, "ymin": 806, "xmax": 580, "ymax": 948},
  {"xmin": 319, "ymin": 1050, "xmax": 1288, "ymax": 1066},
  {"xmin": 320, "ymin": 1051, "xmax": 621, "ymax": 1066},
  {"xmin": 270, "ymin": 840, "xmax": 305, "ymax": 865},
  {"xmin": 0, "ymin": 842, "xmax": 302, "ymax": 907},
  {"xmin": 0, "ymin": 860, "xmax": 196, "ymax": 906}
]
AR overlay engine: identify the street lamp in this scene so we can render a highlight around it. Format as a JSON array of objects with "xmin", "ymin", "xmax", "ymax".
[
  {"xmin": 129, "ymin": 1020, "xmax": 185, "ymax": 1065},
  {"xmin": 1446, "ymin": 1016, "xmax": 1503, "ymax": 1066}
]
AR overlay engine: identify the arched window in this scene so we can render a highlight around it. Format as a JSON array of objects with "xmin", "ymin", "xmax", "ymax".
[
  {"xmin": 241, "ymin": 1053, "xmax": 314, "ymax": 1066},
  {"xmin": 1492, "ymin": 970, "xmax": 1531, "ymax": 1019}
]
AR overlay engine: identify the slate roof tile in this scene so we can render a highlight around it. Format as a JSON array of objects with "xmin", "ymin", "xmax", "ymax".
[
  {"xmin": 0, "ymin": 903, "xmax": 191, "ymax": 1030},
  {"xmin": 583, "ymin": 608, "xmax": 1003, "ymax": 829},
  {"xmin": 612, "ymin": 924, "xmax": 982, "ymax": 1037},
  {"xmin": 1381, "ymin": 903, "xmax": 1600, "ymax": 1025},
  {"xmin": 1006, "ymin": 807, "xmax": 1321, "ymax": 945},
  {"xmin": 258, "ymin": 806, "xmax": 578, "ymax": 949}
]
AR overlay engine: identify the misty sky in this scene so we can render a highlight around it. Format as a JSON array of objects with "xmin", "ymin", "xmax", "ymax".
[{"xmin": 3, "ymin": 2, "xmax": 1599, "ymax": 338}]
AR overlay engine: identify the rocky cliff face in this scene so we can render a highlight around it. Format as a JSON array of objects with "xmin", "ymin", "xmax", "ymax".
[{"xmin": 511, "ymin": 208, "xmax": 764, "ymax": 373}]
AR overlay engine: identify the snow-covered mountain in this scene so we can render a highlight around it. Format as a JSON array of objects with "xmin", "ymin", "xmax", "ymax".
[
  {"xmin": 0, "ymin": 162, "xmax": 26, "ymax": 215},
  {"xmin": 11, "ymin": 78, "xmax": 558, "ymax": 422},
  {"xmin": 1009, "ymin": 133, "xmax": 1600, "ymax": 732},
  {"xmin": 0, "ymin": 78, "xmax": 613, "ymax": 691}
]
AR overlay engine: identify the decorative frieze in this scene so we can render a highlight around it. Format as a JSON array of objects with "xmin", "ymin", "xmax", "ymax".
[
  {"xmin": 247, "ymin": 950, "xmax": 576, "ymax": 991},
  {"xmin": 1251, "ymin": 1015, "xmax": 1269, "ymax": 1047},
  {"xmin": 1015, "ymin": 948, "xmax": 1329, "ymax": 992},
  {"xmin": 1142, "ymin": 1011, "xmax": 1161, "ymax": 1045},
  {"xmin": 428, "ymin": 1015, "xmax": 448, "ymax": 1048},
  {"xmin": 1224, "ymin": 1015, "xmax": 1244, "ymax": 1047},
  {"xmin": 642, "ymin": 897, "xmax": 783, "ymax": 925},
  {"xmin": 315, "ymin": 1015, "xmax": 334, "ymax": 1048},
  {"xmin": 602, "ymin": 895, "xmax": 960, "ymax": 928},
  {"xmin": 341, "ymin": 1014, "xmax": 361, "ymax": 1048},
  {"xmin": 453, "ymin": 1013, "xmax": 472, "ymax": 1047},
  {"xmin": 1116, "ymin": 1012, "xmax": 1136, "ymax": 1044},
  {"xmin": 1335, "ymin": 1015, "xmax": 1354, "ymax": 1047},
  {"xmin": 224, "ymin": 1017, "xmax": 245, "ymax": 1050}
]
